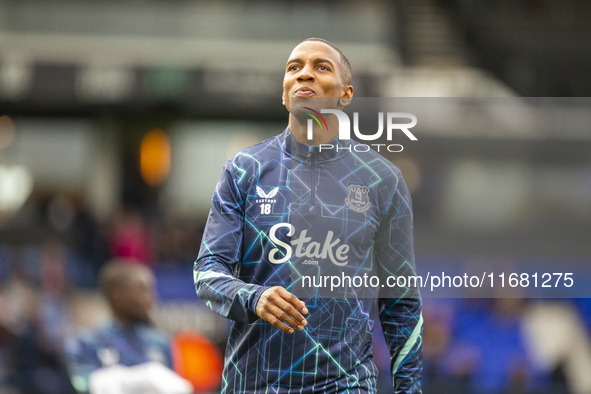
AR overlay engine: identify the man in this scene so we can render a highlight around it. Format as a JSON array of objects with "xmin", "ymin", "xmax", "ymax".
[
  {"xmin": 66, "ymin": 259, "xmax": 191, "ymax": 394},
  {"xmin": 194, "ymin": 38, "xmax": 422, "ymax": 393}
]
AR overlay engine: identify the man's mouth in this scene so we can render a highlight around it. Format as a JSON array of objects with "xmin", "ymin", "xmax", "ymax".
[{"xmin": 294, "ymin": 87, "xmax": 315, "ymax": 97}]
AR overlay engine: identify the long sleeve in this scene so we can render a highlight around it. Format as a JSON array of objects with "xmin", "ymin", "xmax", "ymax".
[
  {"xmin": 194, "ymin": 160, "xmax": 268, "ymax": 323},
  {"xmin": 375, "ymin": 169, "xmax": 423, "ymax": 393}
]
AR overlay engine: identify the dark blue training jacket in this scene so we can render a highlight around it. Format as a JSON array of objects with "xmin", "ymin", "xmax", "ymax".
[{"xmin": 194, "ymin": 127, "xmax": 422, "ymax": 393}]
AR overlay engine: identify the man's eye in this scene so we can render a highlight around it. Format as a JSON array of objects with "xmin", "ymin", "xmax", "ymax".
[{"xmin": 288, "ymin": 65, "xmax": 300, "ymax": 71}]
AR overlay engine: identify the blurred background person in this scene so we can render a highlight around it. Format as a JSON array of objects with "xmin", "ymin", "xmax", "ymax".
[{"xmin": 65, "ymin": 259, "xmax": 191, "ymax": 394}]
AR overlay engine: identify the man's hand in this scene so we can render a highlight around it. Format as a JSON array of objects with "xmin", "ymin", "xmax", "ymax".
[{"xmin": 255, "ymin": 286, "xmax": 308, "ymax": 334}]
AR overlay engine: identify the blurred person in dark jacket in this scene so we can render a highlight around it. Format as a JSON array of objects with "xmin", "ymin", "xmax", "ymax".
[{"xmin": 65, "ymin": 259, "xmax": 191, "ymax": 394}]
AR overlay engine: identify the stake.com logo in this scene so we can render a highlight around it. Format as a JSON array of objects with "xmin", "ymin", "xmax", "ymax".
[{"xmin": 303, "ymin": 107, "xmax": 418, "ymax": 153}]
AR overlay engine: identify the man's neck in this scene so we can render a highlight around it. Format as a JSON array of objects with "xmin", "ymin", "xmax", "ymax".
[
  {"xmin": 289, "ymin": 114, "xmax": 339, "ymax": 145},
  {"xmin": 112, "ymin": 313, "xmax": 150, "ymax": 329}
]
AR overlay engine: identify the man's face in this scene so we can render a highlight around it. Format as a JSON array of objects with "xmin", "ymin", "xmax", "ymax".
[
  {"xmin": 282, "ymin": 41, "xmax": 352, "ymax": 114},
  {"xmin": 112, "ymin": 268, "xmax": 155, "ymax": 325}
]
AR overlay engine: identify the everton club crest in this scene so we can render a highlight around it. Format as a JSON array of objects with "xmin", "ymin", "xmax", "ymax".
[{"xmin": 345, "ymin": 184, "xmax": 371, "ymax": 213}]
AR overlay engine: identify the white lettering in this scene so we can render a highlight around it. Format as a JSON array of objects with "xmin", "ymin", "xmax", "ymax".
[
  {"xmin": 320, "ymin": 109, "xmax": 350, "ymax": 139},
  {"xmin": 387, "ymin": 144, "xmax": 404, "ymax": 153},
  {"xmin": 291, "ymin": 229, "xmax": 311, "ymax": 257},
  {"xmin": 336, "ymin": 244, "xmax": 349, "ymax": 262},
  {"xmin": 353, "ymin": 112, "xmax": 384, "ymax": 141},
  {"xmin": 267, "ymin": 223, "xmax": 349, "ymax": 266},
  {"xmin": 268, "ymin": 223, "xmax": 294, "ymax": 264},
  {"xmin": 319, "ymin": 231, "xmax": 347, "ymax": 266},
  {"xmin": 307, "ymin": 110, "xmax": 417, "ymax": 143},
  {"xmin": 370, "ymin": 144, "xmax": 385, "ymax": 152},
  {"xmin": 387, "ymin": 112, "xmax": 418, "ymax": 141},
  {"xmin": 305, "ymin": 241, "xmax": 321, "ymax": 258},
  {"xmin": 307, "ymin": 119, "xmax": 314, "ymax": 140}
]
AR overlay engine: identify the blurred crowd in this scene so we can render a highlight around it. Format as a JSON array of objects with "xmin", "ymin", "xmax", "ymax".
[
  {"xmin": 419, "ymin": 298, "xmax": 591, "ymax": 393},
  {"xmin": 0, "ymin": 194, "xmax": 204, "ymax": 393},
  {"xmin": 1, "ymin": 194, "xmax": 591, "ymax": 393}
]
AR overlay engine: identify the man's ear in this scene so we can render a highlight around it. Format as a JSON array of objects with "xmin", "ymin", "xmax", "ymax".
[
  {"xmin": 338, "ymin": 85, "xmax": 354, "ymax": 107},
  {"xmin": 339, "ymin": 96, "xmax": 352, "ymax": 107},
  {"xmin": 282, "ymin": 90, "xmax": 286, "ymax": 106}
]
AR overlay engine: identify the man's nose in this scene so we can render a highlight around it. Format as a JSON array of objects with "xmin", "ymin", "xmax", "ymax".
[{"xmin": 296, "ymin": 64, "xmax": 315, "ymax": 81}]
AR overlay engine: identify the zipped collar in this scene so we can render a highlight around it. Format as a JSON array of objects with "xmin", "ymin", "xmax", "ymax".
[{"xmin": 279, "ymin": 126, "xmax": 350, "ymax": 162}]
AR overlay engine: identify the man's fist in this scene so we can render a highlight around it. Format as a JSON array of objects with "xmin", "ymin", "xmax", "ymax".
[{"xmin": 255, "ymin": 286, "xmax": 308, "ymax": 334}]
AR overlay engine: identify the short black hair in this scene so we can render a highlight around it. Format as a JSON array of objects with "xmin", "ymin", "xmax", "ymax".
[{"xmin": 300, "ymin": 37, "xmax": 352, "ymax": 85}]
